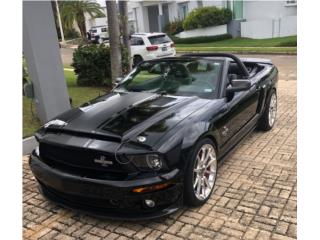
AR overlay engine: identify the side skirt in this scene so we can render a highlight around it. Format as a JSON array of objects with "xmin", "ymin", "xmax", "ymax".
[{"xmin": 217, "ymin": 114, "xmax": 260, "ymax": 165}]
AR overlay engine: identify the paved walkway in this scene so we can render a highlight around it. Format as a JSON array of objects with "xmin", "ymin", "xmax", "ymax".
[{"xmin": 23, "ymin": 57, "xmax": 296, "ymax": 240}]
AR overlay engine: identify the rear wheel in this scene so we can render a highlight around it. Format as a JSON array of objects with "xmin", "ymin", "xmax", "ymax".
[
  {"xmin": 133, "ymin": 55, "xmax": 143, "ymax": 68},
  {"xmin": 184, "ymin": 138, "xmax": 217, "ymax": 206},
  {"xmin": 258, "ymin": 89, "xmax": 277, "ymax": 131}
]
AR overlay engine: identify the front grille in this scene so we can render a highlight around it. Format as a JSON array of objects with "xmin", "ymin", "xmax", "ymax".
[{"xmin": 39, "ymin": 142, "xmax": 135, "ymax": 180}]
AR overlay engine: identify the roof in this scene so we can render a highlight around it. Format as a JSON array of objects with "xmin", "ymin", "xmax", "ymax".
[{"xmin": 90, "ymin": 25, "xmax": 107, "ymax": 29}]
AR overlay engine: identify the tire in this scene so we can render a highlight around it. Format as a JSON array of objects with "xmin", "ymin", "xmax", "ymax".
[
  {"xmin": 184, "ymin": 138, "xmax": 218, "ymax": 207},
  {"xmin": 133, "ymin": 55, "xmax": 143, "ymax": 68},
  {"xmin": 258, "ymin": 89, "xmax": 277, "ymax": 131}
]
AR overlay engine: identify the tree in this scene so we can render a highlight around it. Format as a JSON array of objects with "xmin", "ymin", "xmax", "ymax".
[
  {"xmin": 106, "ymin": 0, "xmax": 122, "ymax": 84},
  {"xmin": 59, "ymin": 1, "xmax": 105, "ymax": 38},
  {"xmin": 119, "ymin": 0, "xmax": 132, "ymax": 71}
]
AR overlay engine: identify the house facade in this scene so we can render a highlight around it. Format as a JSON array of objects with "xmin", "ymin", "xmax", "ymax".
[
  {"xmin": 127, "ymin": 0, "xmax": 297, "ymax": 39},
  {"xmin": 85, "ymin": 0, "xmax": 297, "ymax": 39}
]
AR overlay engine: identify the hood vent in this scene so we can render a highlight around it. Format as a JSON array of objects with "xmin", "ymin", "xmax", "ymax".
[{"xmin": 45, "ymin": 128, "xmax": 122, "ymax": 142}]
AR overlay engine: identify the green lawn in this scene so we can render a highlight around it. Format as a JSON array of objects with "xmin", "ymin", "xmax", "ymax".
[
  {"xmin": 23, "ymin": 69, "xmax": 107, "ymax": 138},
  {"xmin": 176, "ymin": 36, "xmax": 297, "ymax": 54}
]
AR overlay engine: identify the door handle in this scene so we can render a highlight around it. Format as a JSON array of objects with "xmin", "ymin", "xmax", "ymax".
[{"xmin": 219, "ymin": 106, "xmax": 228, "ymax": 114}]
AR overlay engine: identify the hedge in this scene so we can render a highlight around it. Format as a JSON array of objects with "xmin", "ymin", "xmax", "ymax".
[
  {"xmin": 277, "ymin": 39, "xmax": 297, "ymax": 47},
  {"xmin": 171, "ymin": 34, "xmax": 232, "ymax": 44},
  {"xmin": 183, "ymin": 6, "xmax": 232, "ymax": 31},
  {"xmin": 72, "ymin": 44, "xmax": 129, "ymax": 87}
]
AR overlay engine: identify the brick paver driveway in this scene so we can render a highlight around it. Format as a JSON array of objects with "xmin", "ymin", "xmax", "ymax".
[{"xmin": 23, "ymin": 55, "xmax": 297, "ymax": 240}]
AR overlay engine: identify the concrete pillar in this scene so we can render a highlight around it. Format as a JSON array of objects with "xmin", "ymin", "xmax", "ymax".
[
  {"xmin": 158, "ymin": 3, "xmax": 164, "ymax": 32},
  {"xmin": 23, "ymin": 1, "xmax": 70, "ymax": 124}
]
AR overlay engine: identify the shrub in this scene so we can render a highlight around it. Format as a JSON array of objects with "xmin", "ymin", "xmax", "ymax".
[
  {"xmin": 183, "ymin": 7, "xmax": 232, "ymax": 30},
  {"xmin": 164, "ymin": 20, "xmax": 184, "ymax": 35},
  {"xmin": 277, "ymin": 39, "xmax": 297, "ymax": 47},
  {"xmin": 72, "ymin": 44, "xmax": 129, "ymax": 87},
  {"xmin": 121, "ymin": 47, "xmax": 130, "ymax": 75},
  {"xmin": 171, "ymin": 34, "xmax": 232, "ymax": 44},
  {"xmin": 64, "ymin": 28, "xmax": 80, "ymax": 40}
]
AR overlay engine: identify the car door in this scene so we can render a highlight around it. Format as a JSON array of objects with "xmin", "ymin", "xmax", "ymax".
[{"xmin": 218, "ymin": 63, "xmax": 260, "ymax": 149}]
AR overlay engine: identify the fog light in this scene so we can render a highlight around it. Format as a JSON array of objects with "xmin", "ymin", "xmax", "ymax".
[{"xmin": 145, "ymin": 199, "xmax": 155, "ymax": 208}]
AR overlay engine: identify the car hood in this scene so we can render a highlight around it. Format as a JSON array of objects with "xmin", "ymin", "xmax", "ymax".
[{"xmin": 45, "ymin": 92, "xmax": 210, "ymax": 147}]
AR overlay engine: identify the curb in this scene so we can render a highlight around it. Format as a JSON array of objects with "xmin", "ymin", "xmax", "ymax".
[{"xmin": 23, "ymin": 136, "xmax": 37, "ymax": 155}]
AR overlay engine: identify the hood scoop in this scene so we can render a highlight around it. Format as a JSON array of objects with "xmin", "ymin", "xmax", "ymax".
[{"xmin": 101, "ymin": 95, "xmax": 197, "ymax": 140}]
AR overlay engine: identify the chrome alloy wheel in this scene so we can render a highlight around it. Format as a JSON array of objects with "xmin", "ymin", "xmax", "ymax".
[
  {"xmin": 192, "ymin": 144, "xmax": 217, "ymax": 200},
  {"xmin": 268, "ymin": 93, "xmax": 277, "ymax": 127}
]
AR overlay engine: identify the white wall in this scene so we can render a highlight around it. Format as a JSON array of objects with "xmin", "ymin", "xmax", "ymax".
[
  {"xmin": 202, "ymin": 0, "xmax": 225, "ymax": 8},
  {"xmin": 168, "ymin": 2, "xmax": 178, "ymax": 21},
  {"xmin": 241, "ymin": 19, "xmax": 273, "ymax": 39},
  {"xmin": 279, "ymin": 15, "xmax": 297, "ymax": 37},
  {"xmin": 243, "ymin": 0, "xmax": 297, "ymax": 21},
  {"xmin": 241, "ymin": 15, "xmax": 297, "ymax": 39},
  {"xmin": 175, "ymin": 24, "xmax": 227, "ymax": 38},
  {"xmin": 241, "ymin": 0, "xmax": 297, "ymax": 39}
]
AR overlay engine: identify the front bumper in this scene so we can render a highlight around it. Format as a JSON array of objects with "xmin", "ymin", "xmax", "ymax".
[{"xmin": 29, "ymin": 155, "xmax": 183, "ymax": 220}]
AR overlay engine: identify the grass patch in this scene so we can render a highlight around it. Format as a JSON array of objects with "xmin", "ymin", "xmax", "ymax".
[
  {"xmin": 176, "ymin": 46, "xmax": 297, "ymax": 54},
  {"xmin": 23, "ymin": 69, "xmax": 107, "ymax": 138},
  {"xmin": 176, "ymin": 35, "xmax": 297, "ymax": 47}
]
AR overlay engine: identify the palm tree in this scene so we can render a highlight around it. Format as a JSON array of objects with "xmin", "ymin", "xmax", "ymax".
[
  {"xmin": 59, "ymin": 1, "xmax": 105, "ymax": 38},
  {"xmin": 119, "ymin": 0, "xmax": 132, "ymax": 71},
  {"xmin": 106, "ymin": 0, "xmax": 122, "ymax": 84}
]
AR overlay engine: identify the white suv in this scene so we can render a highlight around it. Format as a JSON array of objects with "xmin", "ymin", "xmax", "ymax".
[
  {"xmin": 89, "ymin": 26, "xmax": 109, "ymax": 44},
  {"xmin": 130, "ymin": 33, "xmax": 176, "ymax": 67}
]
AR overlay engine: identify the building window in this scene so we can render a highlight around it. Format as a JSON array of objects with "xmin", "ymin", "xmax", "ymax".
[
  {"xmin": 178, "ymin": 3, "xmax": 188, "ymax": 20},
  {"xmin": 286, "ymin": 0, "xmax": 297, "ymax": 6},
  {"xmin": 227, "ymin": 0, "xmax": 243, "ymax": 20},
  {"xmin": 130, "ymin": 37, "xmax": 144, "ymax": 46},
  {"xmin": 197, "ymin": 1, "xmax": 203, "ymax": 8}
]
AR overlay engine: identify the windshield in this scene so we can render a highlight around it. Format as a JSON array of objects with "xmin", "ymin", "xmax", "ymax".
[
  {"xmin": 148, "ymin": 34, "xmax": 172, "ymax": 45},
  {"xmin": 114, "ymin": 59, "xmax": 223, "ymax": 99}
]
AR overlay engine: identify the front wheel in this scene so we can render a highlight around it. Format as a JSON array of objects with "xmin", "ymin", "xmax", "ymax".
[
  {"xmin": 258, "ymin": 89, "xmax": 277, "ymax": 131},
  {"xmin": 184, "ymin": 138, "xmax": 218, "ymax": 206}
]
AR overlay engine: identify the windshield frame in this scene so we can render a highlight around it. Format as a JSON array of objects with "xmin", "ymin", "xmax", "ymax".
[{"xmin": 113, "ymin": 58, "xmax": 225, "ymax": 99}]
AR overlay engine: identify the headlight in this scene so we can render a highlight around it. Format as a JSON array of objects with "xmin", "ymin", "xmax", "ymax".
[{"xmin": 127, "ymin": 154, "xmax": 164, "ymax": 171}]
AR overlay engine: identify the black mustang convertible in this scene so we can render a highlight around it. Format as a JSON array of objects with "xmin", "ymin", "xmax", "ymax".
[{"xmin": 29, "ymin": 53, "xmax": 278, "ymax": 220}]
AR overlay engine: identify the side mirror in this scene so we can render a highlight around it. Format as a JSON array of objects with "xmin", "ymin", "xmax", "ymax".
[
  {"xmin": 226, "ymin": 79, "xmax": 251, "ymax": 93},
  {"xmin": 116, "ymin": 77, "xmax": 123, "ymax": 83},
  {"xmin": 113, "ymin": 77, "xmax": 124, "ymax": 87}
]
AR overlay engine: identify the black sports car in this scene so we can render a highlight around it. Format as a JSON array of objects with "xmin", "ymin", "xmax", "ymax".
[{"xmin": 29, "ymin": 53, "xmax": 278, "ymax": 220}]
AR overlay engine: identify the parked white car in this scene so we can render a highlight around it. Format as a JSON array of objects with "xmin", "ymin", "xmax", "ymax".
[
  {"xmin": 89, "ymin": 26, "xmax": 109, "ymax": 44},
  {"xmin": 130, "ymin": 33, "xmax": 176, "ymax": 67}
]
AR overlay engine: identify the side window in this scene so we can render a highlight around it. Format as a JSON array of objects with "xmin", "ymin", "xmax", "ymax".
[
  {"xmin": 131, "ymin": 37, "xmax": 144, "ymax": 46},
  {"xmin": 101, "ymin": 28, "xmax": 107, "ymax": 32}
]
